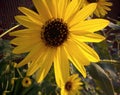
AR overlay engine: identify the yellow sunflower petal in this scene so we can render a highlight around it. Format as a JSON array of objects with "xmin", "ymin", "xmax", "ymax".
[
  {"xmin": 36, "ymin": 61, "xmax": 52, "ymax": 83},
  {"xmin": 64, "ymin": 0, "xmax": 81, "ymax": 22},
  {"xmin": 94, "ymin": 9, "xmax": 100, "ymax": 17},
  {"xmin": 70, "ymin": 30, "xmax": 91, "ymax": 36},
  {"xmin": 45, "ymin": 0, "xmax": 58, "ymax": 18},
  {"xmin": 18, "ymin": 7, "xmax": 44, "ymax": 25},
  {"xmin": 12, "ymin": 45, "xmax": 32, "ymax": 54},
  {"xmin": 32, "ymin": 0, "xmax": 52, "ymax": 20},
  {"xmin": 16, "ymin": 43, "xmax": 43, "ymax": 67},
  {"xmin": 71, "ymin": 33, "xmax": 105, "ymax": 42},
  {"xmin": 97, "ymin": 5, "xmax": 107, "ymax": 16},
  {"xmin": 100, "ymin": 10, "xmax": 107, "ymax": 17},
  {"xmin": 69, "ymin": 3, "xmax": 97, "ymax": 27},
  {"xmin": 15, "ymin": 16, "xmax": 40, "ymax": 29},
  {"xmin": 27, "ymin": 54, "xmax": 43, "ymax": 76},
  {"xmin": 102, "ymin": 5, "xmax": 111, "ymax": 11},
  {"xmin": 74, "ymin": 78, "xmax": 81, "ymax": 84},
  {"xmin": 70, "ymin": 74, "xmax": 79, "ymax": 81},
  {"xmin": 54, "ymin": 64, "xmax": 62, "ymax": 87},
  {"xmin": 64, "ymin": 40, "xmax": 89, "ymax": 77},
  {"xmin": 65, "ymin": 39, "xmax": 90, "ymax": 65},
  {"xmin": 70, "ymin": 19, "xmax": 109, "ymax": 33},
  {"xmin": 103, "ymin": 2, "xmax": 112, "ymax": 6},
  {"xmin": 10, "ymin": 37, "xmax": 40, "ymax": 45},
  {"xmin": 27, "ymin": 58, "xmax": 41, "ymax": 76},
  {"xmin": 61, "ymin": 89, "xmax": 68, "ymax": 95},
  {"xmin": 26, "ymin": 46, "xmax": 48, "ymax": 76},
  {"xmin": 9, "ymin": 29, "xmax": 40, "ymax": 37},
  {"xmin": 57, "ymin": 0, "xmax": 69, "ymax": 18},
  {"xmin": 36, "ymin": 48, "xmax": 55, "ymax": 83},
  {"xmin": 73, "ymin": 39, "xmax": 100, "ymax": 62},
  {"xmin": 54, "ymin": 46, "xmax": 69, "ymax": 87}
]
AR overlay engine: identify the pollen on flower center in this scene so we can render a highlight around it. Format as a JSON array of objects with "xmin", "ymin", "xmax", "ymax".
[
  {"xmin": 41, "ymin": 18, "xmax": 69, "ymax": 47},
  {"xmin": 65, "ymin": 81, "xmax": 72, "ymax": 91},
  {"xmin": 87, "ymin": 0, "xmax": 98, "ymax": 3}
]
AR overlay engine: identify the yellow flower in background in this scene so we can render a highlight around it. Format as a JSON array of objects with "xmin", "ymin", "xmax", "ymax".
[
  {"xmin": 60, "ymin": 74, "xmax": 82, "ymax": 95},
  {"xmin": 84, "ymin": 0, "xmax": 112, "ymax": 17},
  {"xmin": 22, "ymin": 77, "xmax": 32, "ymax": 87},
  {"xmin": 10, "ymin": 0, "xmax": 109, "ymax": 84}
]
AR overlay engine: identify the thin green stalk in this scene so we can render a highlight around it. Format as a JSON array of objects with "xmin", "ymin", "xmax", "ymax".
[{"xmin": 0, "ymin": 24, "xmax": 20, "ymax": 38}]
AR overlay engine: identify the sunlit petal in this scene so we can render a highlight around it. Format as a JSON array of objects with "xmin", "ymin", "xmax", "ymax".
[
  {"xmin": 71, "ymin": 38, "xmax": 100, "ymax": 62},
  {"xmin": 32, "ymin": 0, "xmax": 52, "ymax": 20},
  {"xmin": 16, "ymin": 43, "xmax": 44, "ymax": 67},
  {"xmin": 35, "ymin": 48, "xmax": 55, "ymax": 83},
  {"xmin": 71, "ymin": 33, "xmax": 105, "ymax": 42},
  {"xmin": 15, "ymin": 16, "xmax": 41, "ymax": 29},
  {"xmin": 18, "ymin": 7, "xmax": 44, "ymax": 24},
  {"xmin": 69, "ymin": 3, "xmax": 97, "ymax": 27},
  {"xmin": 64, "ymin": 0, "xmax": 81, "ymax": 22},
  {"xmin": 54, "ymin": 46, "xmax": 69, "ymax": 87},
  {"xmin": 9, "ymin": 29, "xmax": 40, "ymax": 37},
  {"xmin": 70, "ymin": 19, "xmax": 109, "ymax": 33},
  {"xmin": 64, "ymin": 40, "xmax": 89, "ymax": 77}
]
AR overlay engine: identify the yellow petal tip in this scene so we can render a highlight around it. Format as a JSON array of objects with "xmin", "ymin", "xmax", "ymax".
[{"xmin": 89, "ymin": 3, "xmax": 97, "ymax": 8}]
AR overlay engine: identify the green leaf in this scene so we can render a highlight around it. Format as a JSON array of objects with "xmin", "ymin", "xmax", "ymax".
[
  {"xmin": 87, "ymin": 63, "xmax": 115, "ymax": 95},
  {"xmin": 12, "ymin": 79, "xmax": 23, "ymax": 95},
  {"xmin": 20, "ymin": 83, "xmax": 36, "ymax": 95},
  {"xmin": 93, "ymin": 41, "xmax": 111, "ymax": 59}
]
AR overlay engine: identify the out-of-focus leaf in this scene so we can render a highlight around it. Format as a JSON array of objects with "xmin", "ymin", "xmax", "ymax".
[
  {"xmin": 99, "ymin": 63, "xmax": 120, "ymax": 93},
  {"xmin": 12, "ymin": 79, "xmax": 23, "ymax": 95},
  {"xmin": 93, "ymin": 41, "xmax": 111, "ymax": 59},
  {"xmin": 99, "ymin": 63, "xmax": 117, "ymax": 80},
  {"xmin": 0, "ymin": 59, "xmax": 8, "ymax": 77},
  {"xmin": 112, "ymin": 62, "xmax": 120, "ymax": 93},
  {"xmin": 114, "ymin": 62, "xmax": 120, "ymax": 72},
  {"xmin": 24, "ymin": 85, "xmax": 41, "ymax": 95},
  {"xmin": 20, "ymin": 81, "xmax": 36, "ymax": 95},
  {"xmin": 87, "ymin": 63, "xmax": 115, "ymax": 95}
]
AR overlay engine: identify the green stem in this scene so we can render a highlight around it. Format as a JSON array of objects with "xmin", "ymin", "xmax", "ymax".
[
  {"xmin": 17, "ymin": 68, "xmax": 23, "ymax": 78},
  {"xmin": 5, "ymin": 80, "xmax": 9, "ymax": 90},
  {"xmin": 100, "ymin": 59, "xmax": 119, "ymax": 63},
  {"xmin": 0, "ymin": 24, "xmax": 20, "ymax": 38}
]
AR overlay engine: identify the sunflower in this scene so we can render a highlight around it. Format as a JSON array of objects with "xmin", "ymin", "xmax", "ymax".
[
  {"xmin": 10, "ymin": 0, "xmax": 109, "ymax": 84},
  {"xmin": 22, "ymin": 77, "xmax": 32, "ymax": 87},
  {"xmin": 84, "ymin": 0, "xmax": 112, "ymax": 17},
  {"xmin": 60, "ymin": 74, "xmax": 82, "ymax": 95}
]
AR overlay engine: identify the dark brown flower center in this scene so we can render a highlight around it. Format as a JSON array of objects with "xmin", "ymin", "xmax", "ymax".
[
  {"xmin": 41, "ymin": 18, "xmax": 69, "ymax": 47},
  {"xmin": 87, "ymin": 0, "xmax": 98, "ymax": 3},
  {"xmin": 25, "ymin": 80, "xmax": 29, "ymax": 84},
  {"xmin": 65, "ymin": 81, "xmax": 72, "ymax": 91}
]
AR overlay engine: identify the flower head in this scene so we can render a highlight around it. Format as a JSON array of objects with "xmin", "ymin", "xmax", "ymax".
[
  {"xmin": 84, "ymin": 0, "xmax": 112, "ymax": 17},
  {"xmin": 10, "ymin": 0, "xmax": 109, "ymax": 85},
  {"xmin": 61, "ymin": 74, "xmax": 82, "ymax": 95},
  {"xmin": 22, "ymin": 77, "xmax": 32, "ymax": 87}
]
